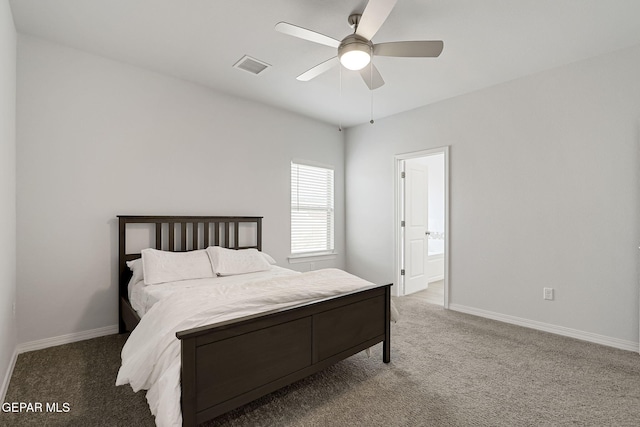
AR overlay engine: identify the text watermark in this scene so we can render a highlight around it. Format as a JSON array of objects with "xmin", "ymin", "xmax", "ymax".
[{"xmin": 2, "ymin": 402, "xmax": 70, "ymax": 413}]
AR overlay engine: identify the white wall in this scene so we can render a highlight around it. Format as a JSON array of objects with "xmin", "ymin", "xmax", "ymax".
[
  {"xmin": 16, "ymin": 35, "xmax": 345, "ymax": 344},
  {"xmin": 0, "ymin": 0, "xmax": 17, "ymax": 398},
  {"xmin": 346, "ymin": 44, "xmax": 640, "ymax": 348}
]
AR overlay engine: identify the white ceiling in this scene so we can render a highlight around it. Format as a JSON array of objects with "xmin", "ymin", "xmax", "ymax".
[{"xmin": 10, "ymin": 0, "xmax": 640, "ymax": 128}]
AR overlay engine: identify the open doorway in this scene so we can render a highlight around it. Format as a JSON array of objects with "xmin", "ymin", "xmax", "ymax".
[{"xmin": 395, "ymin": 147, "xmax": 449, "ymax": 307}]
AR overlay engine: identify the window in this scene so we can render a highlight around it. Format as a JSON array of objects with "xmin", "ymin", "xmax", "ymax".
[{"xmin": 290, "ymin": 161, "xmax": 335, "ymax": 255}]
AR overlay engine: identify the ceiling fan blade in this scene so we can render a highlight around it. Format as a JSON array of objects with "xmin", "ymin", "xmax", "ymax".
[
  {"xmin": 297, "ymin": 57, "xmax": 339, "ymax": 81},
  {"xmin": 356, "ymin": 0, "xmax": 398, "ymax": 41},
  {"xmin": 374, "ymin": 41, "xmax": 444, "ymax": 57},
  {"xmin": 359, "ymin": 63, "xmax": 385, "ymax": 90},
  {"xmin": 275, "ymin": 22, "xmax": 340, "ymax": 48}
]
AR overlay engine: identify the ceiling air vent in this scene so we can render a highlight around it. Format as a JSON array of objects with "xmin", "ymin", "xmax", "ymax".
[{"xmin": 233, "ymin": 55, "xmax": 271, "ymax": 75}]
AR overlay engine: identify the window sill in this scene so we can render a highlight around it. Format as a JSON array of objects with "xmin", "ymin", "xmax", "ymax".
[{"xmin": 287, "ymin": 252, "xmax": 337, "ymax": 264}]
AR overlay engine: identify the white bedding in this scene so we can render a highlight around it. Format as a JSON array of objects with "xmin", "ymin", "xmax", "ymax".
[
  {"xmin": 117, "ymin": 268, "xmax": 388, "ymax": 427},
  {"xmin": 128, "ymin": 265, "xmax": 297, "ymax": 317}
]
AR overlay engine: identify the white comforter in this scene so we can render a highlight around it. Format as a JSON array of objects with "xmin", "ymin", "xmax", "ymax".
[
  {"xmin": 129, "ymin": 265, "xmax": 298, "ymax": 316},
  {"xmin": 116, "ymin": 268, "xmax": 386, "ymax": 427}
]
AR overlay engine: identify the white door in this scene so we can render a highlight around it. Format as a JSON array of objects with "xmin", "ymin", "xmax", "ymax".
[{"xmin": 403, "ymin": 158, "xmax": 429, "ymax": 295}]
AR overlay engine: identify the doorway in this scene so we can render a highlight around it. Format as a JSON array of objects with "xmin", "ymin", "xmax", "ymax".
[{"xmin": 395, "ymin": 147, "xmax": 449, "ymax": 307}]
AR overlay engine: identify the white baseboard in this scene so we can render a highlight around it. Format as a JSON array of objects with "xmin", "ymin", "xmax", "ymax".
[
  {"xmin": 449, "ymin": 304, "xmax": 640, "ymax": 353},
  {"xmin": 1, "ymin": 325, "xmax": 118, "ymax": 402},
  {"xmin": 16, "ymin": 324, "xmax": 119, "ymax": 354},
  {"xmin": 1, "ymin": 347, "xmax": 18, "ymax": 403}
]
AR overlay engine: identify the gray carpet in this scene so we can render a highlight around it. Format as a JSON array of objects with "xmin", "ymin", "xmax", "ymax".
[{"xmin": 3, "ymin": 294, "xmax": 640, "ymax": 426}]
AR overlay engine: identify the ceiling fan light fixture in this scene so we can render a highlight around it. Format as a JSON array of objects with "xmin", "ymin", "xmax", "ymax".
[
  {"xmin": 340, "ymin": 49, "xmax": 370, "ymax": 71},
  {"xmin": 338, "ymin": 35, "xmax": 372, "ymax": 71}
]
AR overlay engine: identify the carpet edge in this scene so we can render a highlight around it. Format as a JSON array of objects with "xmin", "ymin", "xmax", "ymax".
[{"xmin": 449, "ymin": 303, "xmax": 639, "ymax": 353}]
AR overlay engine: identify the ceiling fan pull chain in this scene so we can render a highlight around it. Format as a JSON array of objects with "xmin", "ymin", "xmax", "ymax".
[
  {"xmin": 338, "ymin": 63, "xmax": 343, "ymax": 131},
  {"xmin": 370, "ymin": 46, "xmax": 374, "ymax": 125},
  {"xmin": 370, "ymin": 90, "xmax": 375, "ymax": 124}
]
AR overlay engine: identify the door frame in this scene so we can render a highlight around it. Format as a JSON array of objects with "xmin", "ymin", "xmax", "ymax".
[{"xmin": 394, "ymin": 146, "xmax": 450, "ymax": 308}]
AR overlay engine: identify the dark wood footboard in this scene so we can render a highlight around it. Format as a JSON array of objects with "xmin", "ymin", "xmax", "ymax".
[{"xmin": 176, "ymin": 283, "xmax": 392, "ymax": 426}]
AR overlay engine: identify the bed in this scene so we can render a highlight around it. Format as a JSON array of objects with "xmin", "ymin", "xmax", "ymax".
[{"xmin": 117, "ymin": 215, "xmax": 392, "ymax": 426}]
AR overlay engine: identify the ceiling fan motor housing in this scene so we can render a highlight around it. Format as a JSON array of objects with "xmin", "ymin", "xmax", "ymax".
[{"xmin": 339, "ymin": 34, "xmax": 373, "ymax": 53}]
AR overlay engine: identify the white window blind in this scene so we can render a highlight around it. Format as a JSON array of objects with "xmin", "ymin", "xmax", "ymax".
[{"xmin": 291, "ymin": 161, "xmax": 335, "ymax": 255}]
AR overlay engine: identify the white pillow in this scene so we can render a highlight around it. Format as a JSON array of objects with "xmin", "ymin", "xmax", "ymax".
[
  {"xmin": 126, "ymin": 258, "xmax": 144, "ymax": 285},
  {"xmin": 206, "ymin": 246, "xmax": 271, "ymax": 276},
  {"xmin": 261, "ymin": 252, "xmax": 277, "ymax": 265},
  {"xmin": 126, "ymin": 258, "xmax": 144, "ymax": 302},
  {"xmin": 141, "ymin": 248, "xmax": 214, "ymax": 285}
]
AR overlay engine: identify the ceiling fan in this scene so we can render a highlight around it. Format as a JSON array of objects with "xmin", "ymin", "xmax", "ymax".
[{"xmin": 275, "ymin": 0, "xmax": 443, "ymax": 90}]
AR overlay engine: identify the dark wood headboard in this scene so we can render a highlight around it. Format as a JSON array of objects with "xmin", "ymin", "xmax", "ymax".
[{"xmin": 118, "ymin": 215, "xmax": 263, "ymax": 299}]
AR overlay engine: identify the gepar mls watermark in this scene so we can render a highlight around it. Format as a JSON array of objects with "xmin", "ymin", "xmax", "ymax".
[{"xmin": 2, "ymin": 401, "xmax": 70, "ymax": 413}]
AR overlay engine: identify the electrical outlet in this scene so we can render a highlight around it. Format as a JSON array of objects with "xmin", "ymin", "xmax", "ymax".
[
  {"xmin": 12, "ymin": 301, "xmax": 16, "ymax": 317},
  {"xmin": 309, "ymin": 262, "xmax": 315, "ymax": 271},
  {"xmin": 543, "ymin": 287, "xmax": 554, "ymax": 300}
]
